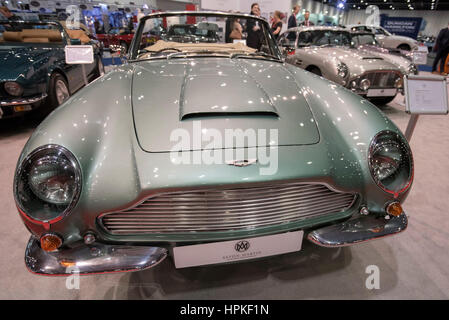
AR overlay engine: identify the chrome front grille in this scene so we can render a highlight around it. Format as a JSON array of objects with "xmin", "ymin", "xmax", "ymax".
[
  {"xmin": 100, "ymin": 182, "xmax": 356, "ymax": 234},
  {"xmin": 361, "ymin": 71, "xmax": 401, "ymax": 88}
]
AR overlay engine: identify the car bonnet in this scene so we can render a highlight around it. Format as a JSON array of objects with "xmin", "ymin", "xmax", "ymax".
[{"xmin": 131, "ymin": 57, "xmax": 320, "ymax": 152}]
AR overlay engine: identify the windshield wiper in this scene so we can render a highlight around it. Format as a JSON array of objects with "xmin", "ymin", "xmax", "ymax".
[{"xmin": 231, "ymin": 52, "xmax": 281, "ymax": 61}]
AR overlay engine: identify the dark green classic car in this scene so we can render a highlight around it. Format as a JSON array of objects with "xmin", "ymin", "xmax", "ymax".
[{"xmin": 0, "ymin": 21, "xmax": 103, "ymax": 120}]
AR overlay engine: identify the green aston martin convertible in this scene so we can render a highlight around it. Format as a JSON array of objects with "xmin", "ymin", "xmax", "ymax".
[
  {"xmin": 14, "ymin": 12, "xmax": 413, "ymax": 276},
  {"xmin": 0, "ymin": 20, "xmax": 103, "ymax": 120}
]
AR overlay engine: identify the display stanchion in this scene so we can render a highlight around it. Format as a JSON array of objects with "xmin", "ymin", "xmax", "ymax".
[
  {"xmin": 81, "ymin": 64, "xmax": 88, "ymax": 86},
  {"xmin": 404, "ymin": 114, "xmax": 420, "ymax": 141}
]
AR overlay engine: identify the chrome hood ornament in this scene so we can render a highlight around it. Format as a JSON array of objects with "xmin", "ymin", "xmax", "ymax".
[{"xmin": 226, "ymin": 159, "xmax": 257, "ymax": 167}]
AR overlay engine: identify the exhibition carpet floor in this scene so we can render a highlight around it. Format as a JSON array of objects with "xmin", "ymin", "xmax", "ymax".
[{"xmin": 0, "ymin": 73, "xmax": 448, "ymax": 299}]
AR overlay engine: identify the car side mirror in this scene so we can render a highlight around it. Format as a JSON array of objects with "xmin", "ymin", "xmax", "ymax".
[{"xmin": 70, "ymin": 38, "xmax": 82, "ymax": 45}]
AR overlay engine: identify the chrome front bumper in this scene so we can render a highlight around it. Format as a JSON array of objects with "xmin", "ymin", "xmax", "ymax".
[
  {"xmin": 0, "ymin": 93, "xmax": 47, "ymax": 106},
  {"xmin": 308, "ymin": 213, "xmax": 408, "ymax": 247},
  {"xmin": 25, "ymin": 213, "xmax": 407, "ymax": 275},
  {"xmin": 25, "ymin": 236, "xmax": 167, "ymax": 276}
]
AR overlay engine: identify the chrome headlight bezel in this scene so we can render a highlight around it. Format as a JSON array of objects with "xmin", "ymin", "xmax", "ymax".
[
  {"xmin": 337, "ymin": 62, "xmax": 349, "ymax": 78},
  {"xmin": 368, "ymin": 131, "xmax": 413, "ymax": 196},
  {"xmin": 14, "ymin": 144, "xmax": 82, "ymax": 224},
  {"xmin": 4, "ymin": 81, "xmax": 23, "ymax": 97},
  {"xmin": 360, "ymin": 78, "xmax": 371, "ymax": 91}
]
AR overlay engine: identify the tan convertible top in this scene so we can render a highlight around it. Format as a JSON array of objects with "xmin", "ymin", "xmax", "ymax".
[{"xmin": 141, "ymin": 40, "xmax": 256, "ymax": 58}]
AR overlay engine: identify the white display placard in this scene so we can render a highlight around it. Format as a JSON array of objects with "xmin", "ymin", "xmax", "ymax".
[
  {"xmin": 412, "ymin": 50, "xmax": 428, "ymax": 65},
  {"xmin": 173, "ymin": 231, "xmax": 303, "ymax": 268},
  {"xmin": 65, "ymin": 45, "xmax": 94, "ymax": 64},
  {"xmin": 405, "ymin": 75, "xmax": 449, "ymax": 114}
]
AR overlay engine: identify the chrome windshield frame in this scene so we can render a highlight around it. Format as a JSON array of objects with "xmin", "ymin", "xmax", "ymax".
[{"xmin": 128, "ymin": 11, "xmax": 282, "ymax": 62}]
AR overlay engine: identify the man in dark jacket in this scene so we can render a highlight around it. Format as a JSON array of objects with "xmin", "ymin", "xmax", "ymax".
[
  {"xmin": 432, "ymin": 23, "xmax": 449, "ymax": 74},
  {"xmin": 287, "ymin": 5, "xmax": 300, "ymax": 41},
  {"xmin": 299, "ymin": 11, "xmax": 314, "ymax": 27}
]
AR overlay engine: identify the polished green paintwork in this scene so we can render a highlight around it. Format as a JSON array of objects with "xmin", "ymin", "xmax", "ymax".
[
  {"xmin": 0, "ymin": 21, "xmax": 101, "ymax": 118},
  {"xmin": 16, "ymin": 56, "xmax": 412, "ymax": 246}
]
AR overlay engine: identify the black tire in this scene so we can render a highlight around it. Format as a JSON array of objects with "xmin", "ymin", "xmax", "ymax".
[
  {"xmin": 308, "ymin": 67, "xmax": 322, "ymax": 76},
  {"xmin": 397, "ymin": 44, "xmax": 411, "ymax": 51},
  {"xmin": 368, "ymin": 96, "xmax": 396, "ymax": 106},
  {"xmin": 37, "ymin": 73, "xmax": 70, "ymax": 119}
]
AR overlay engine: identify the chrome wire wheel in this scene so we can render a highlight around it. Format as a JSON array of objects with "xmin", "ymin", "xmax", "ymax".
[{"xmin": 55, "ymin": 79, "xmax": 70, "ymax": 105}]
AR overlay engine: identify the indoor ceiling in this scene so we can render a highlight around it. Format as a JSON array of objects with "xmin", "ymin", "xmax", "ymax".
[{"xmin": 320, "ymin": 0, "xmax": 449, "ymax": 11}]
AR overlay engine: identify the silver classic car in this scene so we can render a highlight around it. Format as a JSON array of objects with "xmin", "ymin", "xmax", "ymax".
[
  {"xmin": 279, "ymin": 26, "xmax": 404, "ymax": 105},
  {"xmin": 346, "ymin": 24, "xmax": 418, "ymax": 51},
  {"xmin": 15, "ymin": 12, "xmax": 413, "ymax": 276},
  {"xmin": 350, "ymin": 31, "xmax": 418, "ymax": 76}
]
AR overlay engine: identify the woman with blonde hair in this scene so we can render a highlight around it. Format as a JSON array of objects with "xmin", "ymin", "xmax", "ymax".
[
  {"xmin": 271, "ymin": 10, "xmax": 283, "ymax": 40},
  {"xmin": 229, "ymin": 18, "xmax": 243, "ymax": 41}
]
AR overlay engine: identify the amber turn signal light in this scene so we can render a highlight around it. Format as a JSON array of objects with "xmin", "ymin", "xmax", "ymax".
[
  {"xmin": 40, "ymin": 234, "xmax": 62, "ymax": 252},
  {"xmin": 59, "ymin": 260, "xmax": 76, "ymax": 268},
  {"xmin": 386, "ymin": 202, "xmax": 403, "ymax": 217}
]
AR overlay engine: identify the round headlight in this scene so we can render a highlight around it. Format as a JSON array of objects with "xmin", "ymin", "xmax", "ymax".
[
  {"xmin": 14, "ymin": 145, "xmax": 81, "ymax": 223},
  {"xmin": 337, "ymin": 62, "xmax": 348, "ymax": 78},
  {"xmin": 360, "ymin": 79, "xmax": 371, "ymax": 91},
  {"xmin": 369, "ymin": 131, "xmax": 413, "ymax": 195},
  {"xmin": 4, "ymin": 81, "xmax": 23, "ymax": 96}
]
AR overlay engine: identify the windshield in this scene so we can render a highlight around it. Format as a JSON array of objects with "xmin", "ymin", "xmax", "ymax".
[
  {"xmin": 0, "ymin": 21, "xmax": 66, "ymax": 45},
  {"xmin": 352, "ymin": 34, "xmax": 379, "ymax": 46},
  {"xmin": 130, "ymin": 12, "xmax": 281, "ymax": 61},
  {"xmin": 297, "ymin": 30, "xmax": 352, "ymax": 47}
]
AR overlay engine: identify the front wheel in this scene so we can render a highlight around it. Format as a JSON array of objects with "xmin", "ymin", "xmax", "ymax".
[
  {"xmin": 36, "ymin": 73, "xmax": 70, "ymax": 119},
  {"xmin": 368, "ymin": 96, "xmax": 396, "ymax": 106}
]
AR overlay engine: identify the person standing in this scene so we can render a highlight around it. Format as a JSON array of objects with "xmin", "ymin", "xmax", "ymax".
[
  {"xmin": 229, "ymin": 18, "xmax": 243, "ymax": 41},
  {"xmin": 299, "ymin": 10, "xmax": 314, "ymax": 27},
  {"xmin": 271, "ymin": 11, "xmax": 283, "ymax": 40},
  {"xmin": 432, "ymin": 23, "xmax": 449, "ymax": 75},
  {"xmin": 287, "ymin": 5, "xmax": 300, "ymax": 41},
  {"xmin": 247, "ymin": 3, "xmax": 262, "ymax": 50},
  {"xmin": 0, "ymin": 6, "xmax": 21, "ymax": 21},
  {"xmin": 288, "ymin": 5, "xmax": 300, "ymax": 29}
]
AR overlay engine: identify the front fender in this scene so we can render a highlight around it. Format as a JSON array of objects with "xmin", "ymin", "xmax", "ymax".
[{"xmin": 284, "ymin": 64, "xmax": 412, "ymax": 211}]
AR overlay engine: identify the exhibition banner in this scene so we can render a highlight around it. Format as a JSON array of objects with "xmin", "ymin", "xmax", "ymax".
[{"xmin": 380, "ymin": 16, "xmax": 423, "ymax": 39}]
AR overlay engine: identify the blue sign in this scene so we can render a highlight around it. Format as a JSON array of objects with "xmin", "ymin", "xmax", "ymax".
[{"xmin": 380, "ymin": 15, "xmax": 423, "ymax": 40}]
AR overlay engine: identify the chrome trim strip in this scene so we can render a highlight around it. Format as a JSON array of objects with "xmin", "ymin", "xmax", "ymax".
[
  {"xmin": 0, "ymin": 93, "xmax": 47, "ymax": 106},
  {"xmin": 307, "ymin": 212, "xmax": 408, "ymax": 247},
  {"xmin": 25, "ymin": 236, "xmax": 167, "ymax": 276},
  {"xmin": 99, "ymin": 182, "xmax": 357, "ymax": 234}
]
